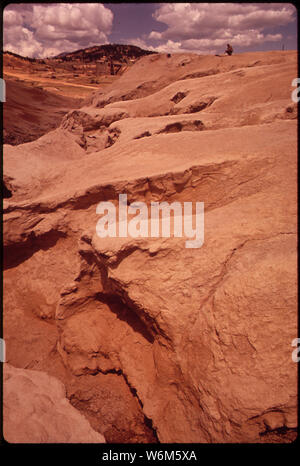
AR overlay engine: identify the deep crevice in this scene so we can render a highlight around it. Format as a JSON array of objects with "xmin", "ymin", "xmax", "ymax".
[
  {"xmin": 134, "ymin": 131, "xmax": 152, "ymax": 139},
  {"xmin": 3, "ymin": 230, "xmax": 67, "ymax": 270},
  {"xmin": 157, "ymin": 120, "xmax": 205, "ymax": 134},
  {"xmin": 259, "ymin": 426, "xmax": 298, "ymax": 437},
  {"xmin": 93, "ymin": 365, "xmax": 159, "ymax": 442},
  {"xmin": 3, "ymin": 181, "xmax": 13, "ymax": 198},
  {"xmin": 105, "ymin": 128, "xmax": 121, "ymax": 148},
  {"xmin": 95, "ymin": 292, "xmax": 155, "ymax": 344},
  {"xmin": 184, "ymin": 97, "xmax": 217, "ymax": 114},
  {"xmin": 171, "ymin": 91, "xmax": 188, "ymax": 104},
  {"xmin": 122, "ymin": 370, "xmax": 159, "ymax": 443}
]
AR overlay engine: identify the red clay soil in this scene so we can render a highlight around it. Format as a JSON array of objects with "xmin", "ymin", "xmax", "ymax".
[{"xmin": 3, "ymin": 79, "xmax": 82, "ymax": 145}]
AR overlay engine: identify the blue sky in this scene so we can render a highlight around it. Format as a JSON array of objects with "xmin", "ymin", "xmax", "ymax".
[
  {"xmin": 107, "ymin": 3, "xmax": 166, "ymax": 41},
  {"xmin": 3, "ymin": 3, "xmax": 298, "ymax": 58}
]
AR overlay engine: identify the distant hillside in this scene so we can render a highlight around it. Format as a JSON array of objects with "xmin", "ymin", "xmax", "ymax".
[
  {"xmin": 53, "ymin": 44, "xmax": 156, "ymax": 63},
  {"xmin": 3, "ymin": 50, "xmax": 42, "ymax": 63},
  {"xmin": 4, "ymin": 44, "xmax": 156, "ymax": 65}
]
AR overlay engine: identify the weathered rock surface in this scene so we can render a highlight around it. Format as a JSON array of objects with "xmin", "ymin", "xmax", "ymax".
[
  {"xmin": 3, "ymin": 364, "xmax": 105, "ymax": 443},
  {"xmin": 3, "ymin": 50, "xmax": 297, "ymax": 443}
]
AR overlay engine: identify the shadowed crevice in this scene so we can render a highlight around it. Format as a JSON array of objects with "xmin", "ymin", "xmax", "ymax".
[
  {"xmin": 3, "ymin": 182, "xmax": 13, "ymax": 199},
  {"xmin": 95, "ymin": 292, "xmax": 155, "ymax": 344},
  {"xmin": 3, "ymin": 230, "xmax": 67, "ymax": 270}
]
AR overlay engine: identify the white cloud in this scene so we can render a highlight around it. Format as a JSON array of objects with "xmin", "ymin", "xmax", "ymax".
[
  {"xmin": 3, "ymin": 3, "xmax": 297, "ymax": 58},
  {"xmin": 3, "ymin": 9, "xmax": 23, "ymax": 27},
  {"xmin": 125, "ymin": 37, "xmax": 155, "ymax": 51},
  {"xmin": 4, "ymin": 3, "xmax": 114, "ymax": 57},
  {"xmin": 149, "ymin": 31, "xmax": 162, "ymax": 40},
  {"xmin": 154, "ymin": 40, "xmax": 185, "ymax": 54},
  {"xmin": 149, "ymin": 3, "xmax": 296, "ymax": 53},
  {"xmin": 4, "ymin": 24, "xmax": 44, "ymax": 57}
]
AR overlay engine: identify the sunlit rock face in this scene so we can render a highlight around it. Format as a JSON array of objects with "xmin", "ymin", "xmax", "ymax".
[
  {"xmin": 3, "ymin": 50, "xmax": 297, "ymax": 443},
  {"xmin": 3, "ymin": 364, "xmax": 106, "ymax": 443}
]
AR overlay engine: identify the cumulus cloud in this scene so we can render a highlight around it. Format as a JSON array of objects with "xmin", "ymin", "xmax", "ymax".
[
  {"xmin": 3, "ymin": 3, "xmax": 297, "ymax": 57},
  {"xmin": 4, "ymin": 3, "xmax": 113, "ymax": 57},
  {"xmin": 149, "ymin": 3, "xmax": 296, "ymax": 53},
  {"xmin": 124, "ymin": 37, "xmax": 156, "ymax": 51},
  {"xmin": 3, "ymin": 9, "xmax": 24, "ymax": 27}
]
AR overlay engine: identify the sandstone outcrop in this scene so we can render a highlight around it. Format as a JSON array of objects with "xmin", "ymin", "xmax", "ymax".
[{"xmin": 3, "ymin": 50, "xmax": 297, "ymax": 443}]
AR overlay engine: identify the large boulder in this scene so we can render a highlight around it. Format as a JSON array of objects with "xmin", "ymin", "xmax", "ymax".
[{"xmin": 3, "ymin": 364, "xmax": 105, "ymax": 443}]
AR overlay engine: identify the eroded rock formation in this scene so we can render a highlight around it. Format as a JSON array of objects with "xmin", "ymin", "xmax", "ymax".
[{"xmin": 3, "ymin": 50, "xmax": 297, "ymax": 443}]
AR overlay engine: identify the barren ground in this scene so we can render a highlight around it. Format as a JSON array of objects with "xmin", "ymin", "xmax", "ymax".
[{"xmin": 3, "ymin": 50, "xmax": 298, "ymax": 444}]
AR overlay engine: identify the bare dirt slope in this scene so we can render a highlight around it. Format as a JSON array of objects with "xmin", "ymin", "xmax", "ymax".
[
  {"xmin": 3, "ymin": 50, "xmax": 297, "ymax": 443},
  {"xmin": 3, "ymin": 79, "xmax": 82, "ymax": 145}
]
